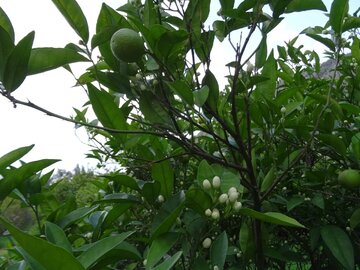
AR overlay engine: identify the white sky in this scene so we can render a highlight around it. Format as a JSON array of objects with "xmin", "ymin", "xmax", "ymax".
[{"xmin": 0, "ymin": 0, "xmax": 358, "ymax": 171}]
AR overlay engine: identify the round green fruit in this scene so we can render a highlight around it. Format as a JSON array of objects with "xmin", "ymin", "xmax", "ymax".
[
  {"xmin": 110, "ymin": 28, "xmax": 145, "ymax": 63},
  {"xmin": 338, "ymin": 169, "xmax": 360, "ymax": 189}
]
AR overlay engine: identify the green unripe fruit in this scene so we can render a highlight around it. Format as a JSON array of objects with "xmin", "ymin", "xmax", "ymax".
[
  {"xmin": 110, "ymin": 28, "xmax": 145, "ymax": 63},
  {"xmin": 338, "ymin": 169, "xmax": 360, "ymax": 189}
]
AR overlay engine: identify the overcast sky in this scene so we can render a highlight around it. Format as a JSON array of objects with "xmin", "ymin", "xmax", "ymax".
[{"xmin": 0, "ymin": 0, "xmax": 357, "ymax": 171}]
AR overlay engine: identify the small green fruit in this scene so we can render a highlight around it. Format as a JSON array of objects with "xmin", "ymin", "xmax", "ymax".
[
  {"xmin": 110, "ymin": 28, "xmax": 145, "ymax": 63},
  {"xmin": 338, "ymin": 169, "xmax": 360, "ymax": 189}
]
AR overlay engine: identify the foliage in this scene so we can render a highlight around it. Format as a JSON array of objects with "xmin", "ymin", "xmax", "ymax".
[
  {"xmin": 52, "ymin": 167, "xmax": 102, "ymax": 207},
  {"xmin": 1, "ymin": 0, "xmax": 360, "ymax": 269}
]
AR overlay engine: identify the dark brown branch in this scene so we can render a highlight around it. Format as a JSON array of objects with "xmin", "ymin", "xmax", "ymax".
[{"xmin": 3, "ymin": 93, "xmax": 165, "ymax": 138}]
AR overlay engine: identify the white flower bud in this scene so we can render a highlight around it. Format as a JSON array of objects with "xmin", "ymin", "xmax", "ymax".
[
  {"xmin": 202, "ymin": 237, "xmax": 212, "ymax": 248},
  {"xmin": 218, "ymin": 193, "xmax": 228, "ymax": 203},
  {"xmin": 228, "ymin": 191, "xmax": 239, "ymax": 202},
  {"xmin": 233, "ymin": 201, "xmax": 242, "ymax": 211},
  {"xmin": 202, "ymin": 179, "xmax": 211, "ymax": 189},
  {"xmin": 213, "ymin": 266, "xmax": 219, "ymax": 270},
  {"xmin": 143, "ymin": 259, "xmax": 147, "ymax": 266},
  {"xmin": 157, "ymin": 195, "xmax": 164, "ymax": 202},
  {"xmin": 246, "ymin": 62, "xmax": 254, "ymax": 73},
  {"xmin": 281, "ymin": 106, "xmax": 286, "ymax": 114},
  {"xmin": 212, "ymin": 176, "xmax": 221, "ymax": 188},
  {"xmin": 205, "ymin": 208, "xmax": 212, "ymax": 216},
  {"xmin": 135, "ymin": 73, "xmax": 142, "ymax": 80},
  {"xmin": 228, "ymin": 187, "xmax": 237, "ymax": 195},
  {"xmin": 211, "ymin": 208, "xmax": 220, "ymax": 219}
]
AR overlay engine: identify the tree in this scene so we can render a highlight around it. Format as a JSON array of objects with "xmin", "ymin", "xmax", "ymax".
[{"xmin": 1, "ymin": 0, "xmax": 360, "ymax": 269}]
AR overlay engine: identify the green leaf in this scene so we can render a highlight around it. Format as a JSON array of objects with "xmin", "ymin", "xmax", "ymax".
[
  {"xmin": 202, "ymin": 70, "xmax": 219, "ymax": 112},
  {"xmin": 239, "ymin": 221, "xmax": 251, "ymax": 253},
  {"xmin": 28, "ymin": 48, "xmax": 88, "ymax": 75},
  {"xmin": 0, "ymin": 26, "xmax": 14, "ymax": 81},
  {"xmin": 144, "ymin": 0, "xmax": 157, "ymax": 27},
  {"xmin": 287, "ymin": 195, "xmax": 304, "ymax": 212},
  {"xmin": 329, "ymin": 0, "xmax": 349, "ymax": 34},
  {"xmin": 77, "ymin": 232, "xmax": 134, "ymax": 269},
  {"xmin": 350, "ymin": 133, "xmax": 360, "ymax": 160},
  {"xmin": 343, "ymin": 16, "xmax": 360, "ymax": 32},
  {"xmin": 166, "ymin": 80, "xmax": 194, "ymax": 106},
  {"xmin": 305, "ymin": 33, "xmax": 335, "ymax": 51},
  {"xmin": 317, "ymin": 134, "xmax": 347, "ymax": 156},
  {"xmin": 95, "ymin": 71, "xmax": 131, "ymax": 95},
  {"xmin": 0, "ymin": 145, "xmax": 34, "ymax": 173},
  {"xmin": 210, "ymin": 231, "xmax": 228, "ymax": 270},
  {"xmin": 146, "ymin": 232, "xmax": 179, "ymax": 269},
  {"xmin": 213, "ymin": 20, "xmax": 226, "ymax": 42},
  {"xmin": 255, "ymin": 35, "xmax": 267, "ymax": 69},
  {"xmin": 320, "ymin": 225, "xmax": 354, "ymax": 270},
  {"xmin": 286, "ymin": 0, "xmax": 327, "ymax": 13},
  {"xmin": 185, "ymin": 188, "xmax": 212, "ymax": 215},
  {"xmin": 141, "ymin": 181, "xmax": 161, "ymax": 204},
  {"xmin": 151, "ymin": 160, "xmax": 174, "ymax": 198},
  {"xmin": 219, "ymin": 0, "xmax": 234, "ymax": 13},
  {"xmin": 339, "ymin": 101, "xmax": 360, "ymax": 115},
  {"xmin": 16, "ymin": 247, "xmax": 47, "ymax": 270},
  {"xmin": 194, "ymin": 31, "xmax": 215, "ymax": 63},
  {"xmin": 238, "ymin": 208, "xmax": 306, "ymax": 228},
  {"xmin": 156, "ymin": 30, "xmax": 188, "ymax": 59},
  {"xmin": 215, "ymin": 167, "xmax": 242, "ymax": 194},
  {"xmin": 88, "ymin": 84, "xmax": 127, "ymax": 142},
  {"xmin": 254, "ymin": 51, "xmax": 277, "ymax": 100},
  {"xmin": 3, "ymin": 31, "xmax": 34, "ymax": 92},
  {"xmin": 350, "ymin": 208, "xmax": 360, "ymax": 229},
  {"xmin": 0, "ymin": 7, "xmax": 14, "ymax": 41},
  {"xmin": 151, "ymin": 192, "xmax": 185, "ymax": 240},
  {"xmin": 57, "ymin": 205, "xmax": 98, "ymax": 229},
  {"xmin": 152, "ymin": 251, "xmax": 183, "ymax": 270},
  {"xmin": 44, "ymin": 222, "xmax": 72, "ymax": 253},
  {"xmin": 51, "ymin": 0, "xmax": 89, "ymax": 43},
  {"xmin": 193, "ymin": 86, "xmax": 209, "ymax": 107},
  {"xmin": 139, "ymin": 92, "xmax": 172, "ymax": 126},
  {"xmin": 102, "ymin": 203, "xmax": 132, "ymax": 229},
  {"xmin": 184, "ymin": 0, "xmax": 211, "ymax": 25},
  {"xmin": 277, "ymin": 45, "xmax": 287, "ymax": 59},
  {"xmin": 0, "ymin": 217, "xmax": 85, "ymax": 270},
  {"xmin": 351, "ymin": 37, "xmax": 360, "ymax": 61},
  {"xmin": 0, "ymin": 159, "xmax": 59, "ymax": 201},
  {"xmin": 260, "ymin": 166, "xmax": 275, "ymax": 192},
  {"xmin": 311, "ymin": 193, "xmax": 324, "ymax": 209}
]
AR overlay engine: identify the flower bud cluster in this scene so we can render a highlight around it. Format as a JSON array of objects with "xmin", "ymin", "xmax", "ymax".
[
  {"xmin": 204, "ymin": 208, "xmax": 220, "ymax": 220},
  {"xmin": 202, "ymin": 175, "xmax": 221, "ymax": 189}
]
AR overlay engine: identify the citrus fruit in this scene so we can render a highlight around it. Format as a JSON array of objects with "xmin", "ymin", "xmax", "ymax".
[
  {"xmin": 338, "ymin": 169, "xmax": 360, "ymax": 189},
  {"xmin": 110, "ymin": 28, "xmax": 145, "ymax": 63}
]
